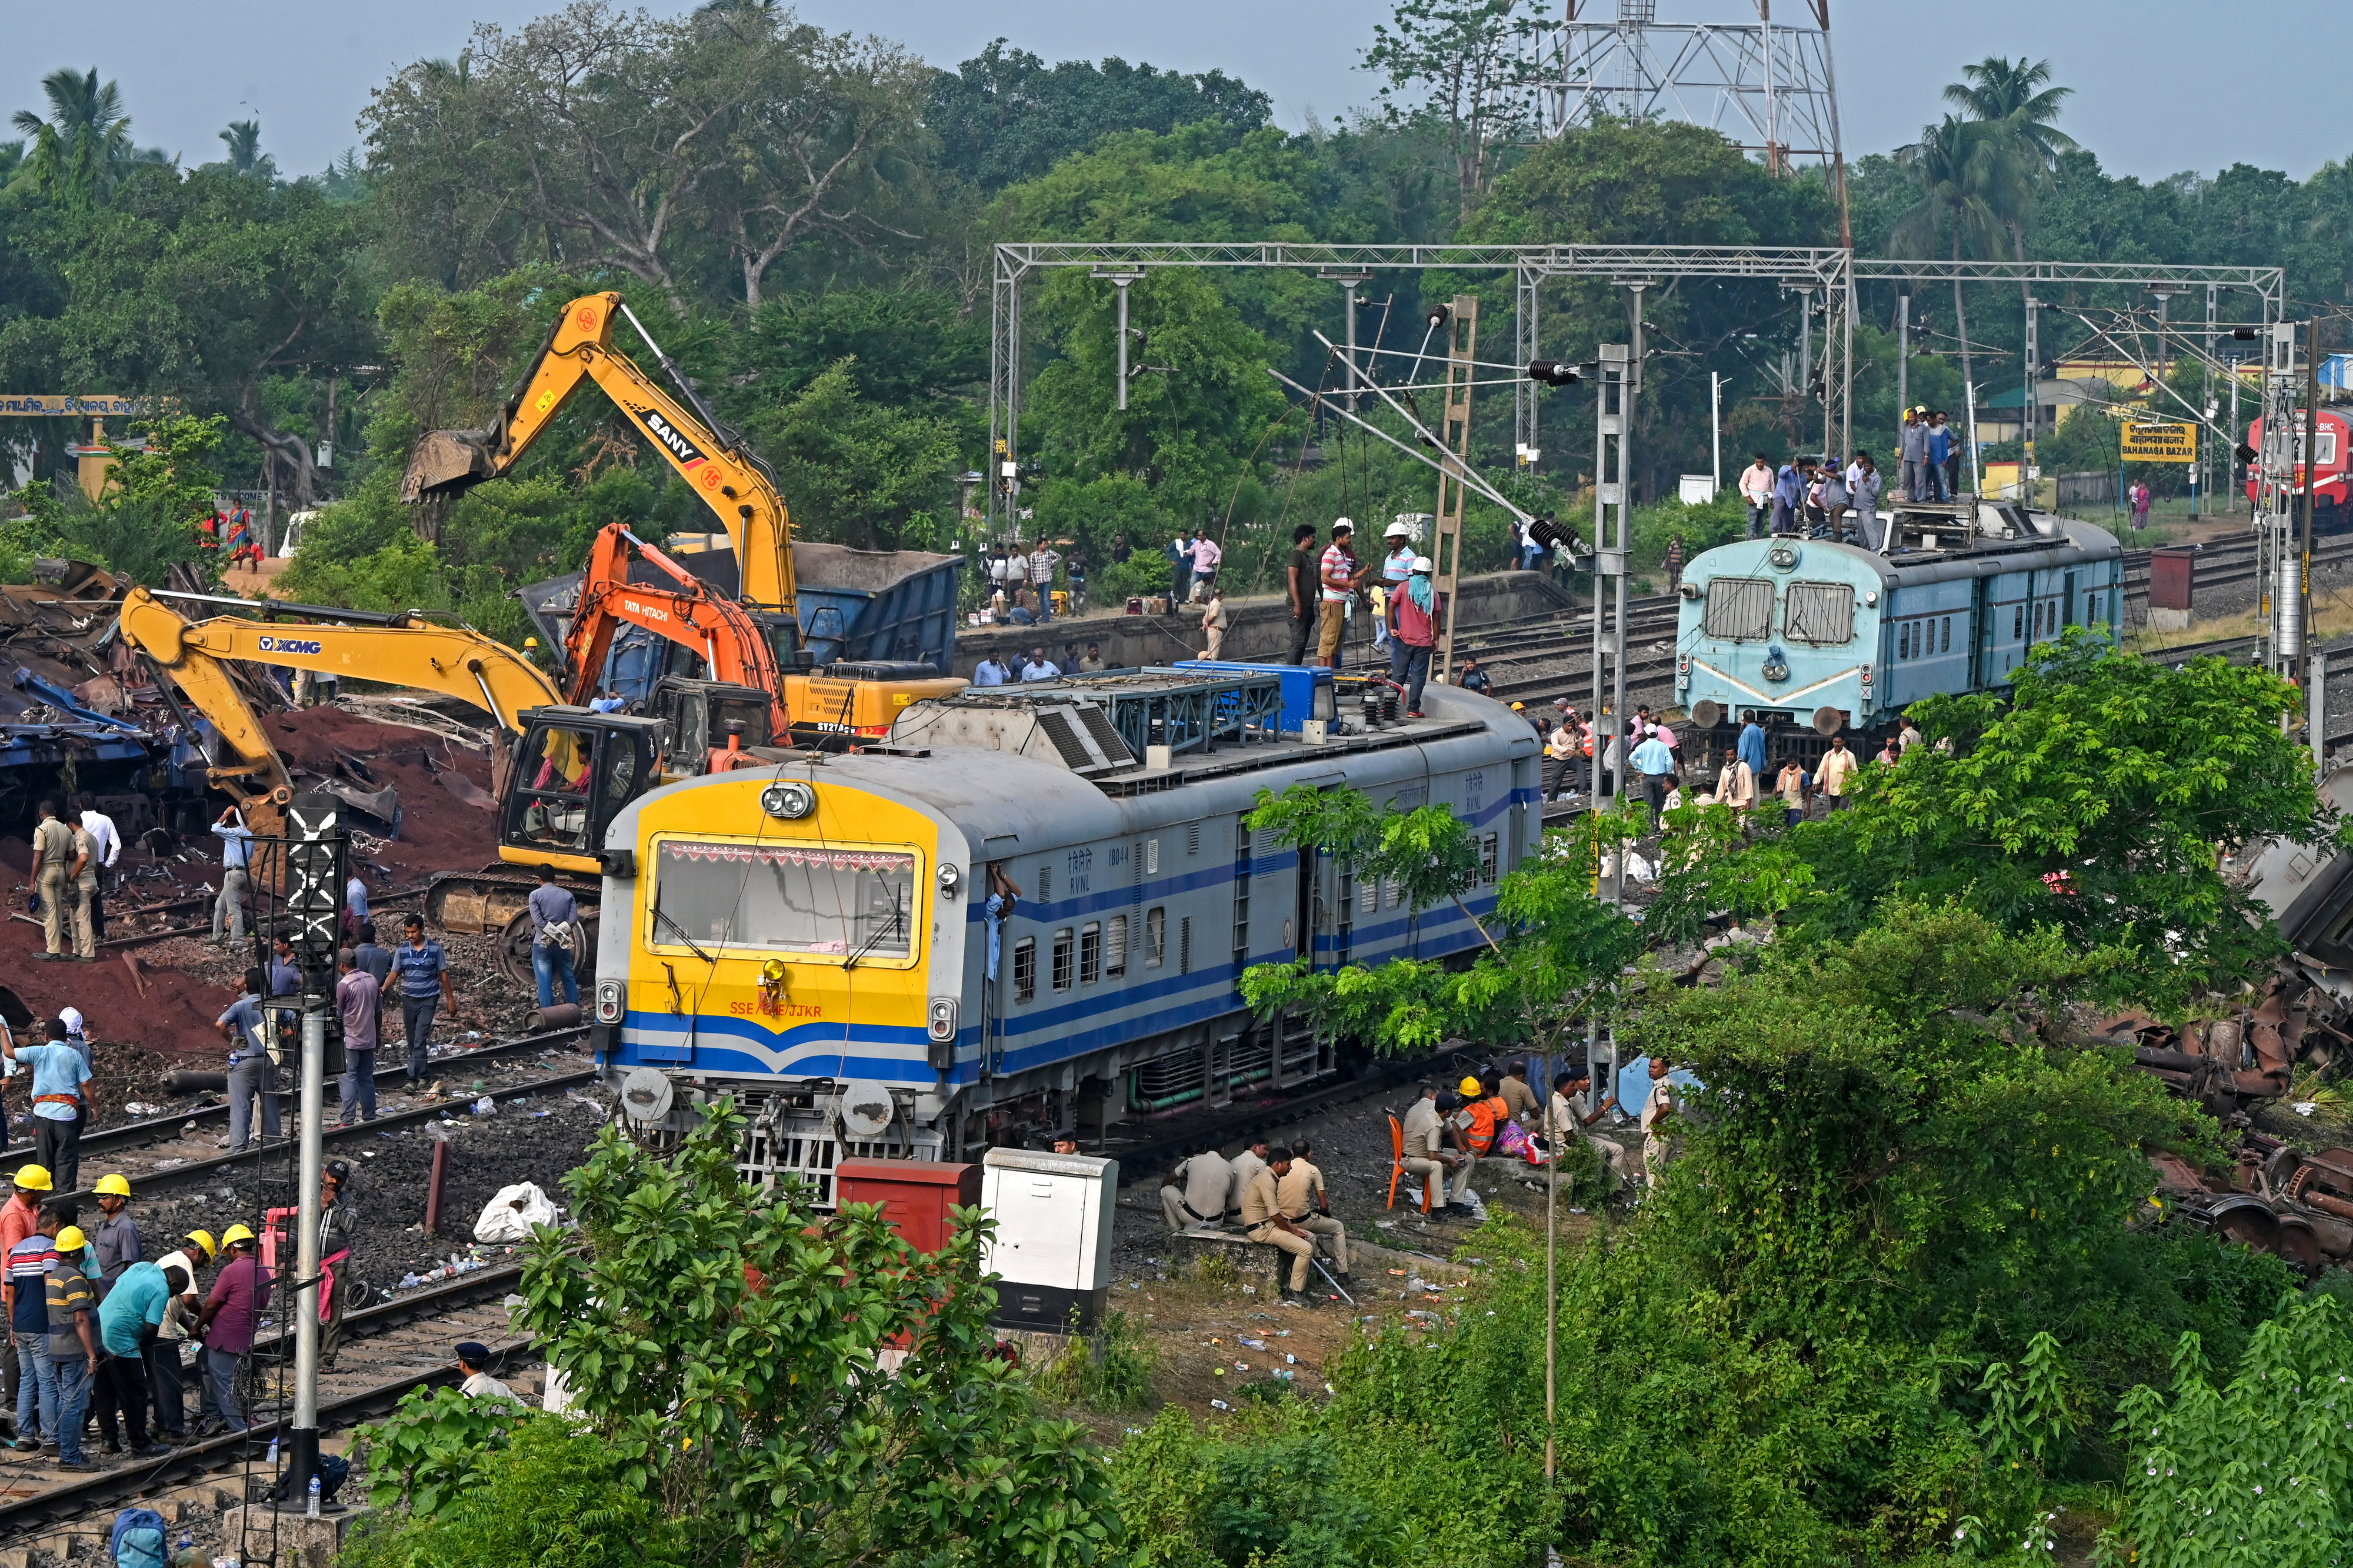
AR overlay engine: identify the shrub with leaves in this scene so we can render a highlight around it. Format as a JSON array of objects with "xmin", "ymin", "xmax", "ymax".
[{"xmin": 2100, "ymin": 1293, "xmax": 2353, "ymax": 1568}]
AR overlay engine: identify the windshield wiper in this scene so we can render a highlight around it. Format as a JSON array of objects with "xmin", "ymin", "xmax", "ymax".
[
  {"xmin": 651, "ymin": 886, "xmax": 716, "ymax": 966},
  {"xmin": 841, "ymin": 887, "xmax": 907, "ymax": 969}
]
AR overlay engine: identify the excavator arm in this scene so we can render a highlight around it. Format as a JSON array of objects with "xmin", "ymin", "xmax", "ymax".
[
  {"xmin": 119, "ymin": 586, "xmax": 564, "ymax": 735},
  {"xmin": 562, "ymin": 526, "xmax": 788, "ymax": 735},
  {"xmin": 401, "ymin": 292, "xmax": 796, "ymax": 614},
  {"xmin": 115, "ymin": 588, "xmax": 295, "ymax": 801}
]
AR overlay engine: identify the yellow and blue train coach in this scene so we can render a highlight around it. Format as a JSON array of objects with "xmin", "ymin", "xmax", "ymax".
[
  {"xmin": 581, "ymin": 678, "xmax": 1541, "ymax": 1202},
  {"xmin": 1674, "ymin": 513, "xmax": 2125, "ymax": 741}
]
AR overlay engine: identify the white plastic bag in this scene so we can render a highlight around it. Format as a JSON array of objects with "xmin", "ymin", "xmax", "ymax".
[{"xmin": 472, "ymin": 1181, "xmax": 559, "ymax": 1243}]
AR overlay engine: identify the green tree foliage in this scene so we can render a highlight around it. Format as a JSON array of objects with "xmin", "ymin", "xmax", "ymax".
[
  {"xmin": 4, "ymin": 414, "xmax": 226, "ymax": 585},
  {"xmin": 502, "ymin": 1097, "xmax": 1122, "ymax": 1565},
  {"xmin": 6, "ymin": 67, "xmax": 168, "ymax": 202},
  {"xmin": 742, "ymin": 361, "xmax": 963, "ymax": 551},
  {"xmin": 1362, "ymin": 0, "xmax": 1542, "ymax": 219},
  {"xmin": 1771, "ymin": 631, "xmax": 2344, "ymax": 1013},
  {"xmin": 349, "ymin": 1396, "xmax": 689, "ymax": 1568},
  {"xmin": 929, "ymin": 40, "xmax": 1272, "ymax": 192},
  {"xmin": 2102, "ymin": 1295, "xmax": 2353, "ymax": 1567}
]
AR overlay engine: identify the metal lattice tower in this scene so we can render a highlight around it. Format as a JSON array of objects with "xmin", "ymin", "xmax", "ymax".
[{"xmin": 1525, "ymin": 1, "xmax": 1845, "ymax": 199}]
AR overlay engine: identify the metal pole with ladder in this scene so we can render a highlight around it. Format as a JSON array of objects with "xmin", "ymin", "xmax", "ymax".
[{"xmin": 1433, "ymin": 295, "xmax": 1479, "ymax": 682}]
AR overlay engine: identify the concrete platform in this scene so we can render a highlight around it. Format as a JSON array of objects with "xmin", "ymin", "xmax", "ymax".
[{"xmin": 223, "ymin": 1501, "xmax": 371, "ymax": 1566}]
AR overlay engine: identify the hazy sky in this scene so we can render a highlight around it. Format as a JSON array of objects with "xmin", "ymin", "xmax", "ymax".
[{"xmin": 5, "ymin": 1, "xmax": 2342, "ymax": 185}]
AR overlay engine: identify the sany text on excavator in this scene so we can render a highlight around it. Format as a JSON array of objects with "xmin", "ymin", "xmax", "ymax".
[{"xmin": 401, "ymin": 291, "xmax": 961, "ymax": 746}]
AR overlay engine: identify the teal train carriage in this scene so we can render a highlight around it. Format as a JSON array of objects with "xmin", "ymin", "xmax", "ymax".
[{"xmin": 1674, "ymin": 507, "xmax": 2125, "ymax": 744}]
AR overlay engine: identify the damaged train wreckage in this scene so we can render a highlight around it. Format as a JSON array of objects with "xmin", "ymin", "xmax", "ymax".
[{"xmin": 2129, "ymin": 772, "xmax": 2353, "ymax": 1276}]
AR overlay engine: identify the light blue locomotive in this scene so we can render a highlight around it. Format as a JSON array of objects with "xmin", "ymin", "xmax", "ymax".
[
  {"xmin": 590, "ymin": 669, "xmax": 1540, "ymax": 1198},
  {"xmin": 1675, "ymin": 506, "xmax": 2125, "ymax": 738}
]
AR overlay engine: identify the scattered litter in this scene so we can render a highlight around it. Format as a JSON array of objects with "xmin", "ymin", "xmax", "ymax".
[
  {"xmin": 1239, "ymin": 1337, "xmax": 1267, "ymax": 1350},
  {"xmin": 1374, "ymin": 1220, "xmax": 1395, "ymax": 1230},
  {"xmin": 471, "ymin": 1096, "xmax": 497, "ymax": 1116},
  {"xmin": 2296, "ymin": 1102, "xmax": 2320, "ymax": 1117},
  {"xmin": 1209, "ymin": 1399, "xmax": 1230, "ymax": 1411},
  {"xmin": 473, "ymin": 1182, "xmax": 557, "ymax": 1243}
]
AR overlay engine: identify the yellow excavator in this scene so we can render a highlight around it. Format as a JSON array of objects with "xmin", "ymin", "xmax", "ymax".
[
  {"xmin": 399, "ymin": 291, "xmax": 960, "ymax": 740},
  {"xmin": 115, "ymin": 585, "xmax": 689, "ymax": 979}
]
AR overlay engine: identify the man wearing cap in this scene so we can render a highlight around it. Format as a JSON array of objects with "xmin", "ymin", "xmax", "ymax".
[
  {"xmin": 196, "ymin": 1226, "xmax": 269, "ymax": 1436},
  {"xmin": 6, "ymin": 1206, "xmax": 62, "ymax": 1451},
  {"xmin": 41, "ymin": 1223, "xmax": 99, "ymax": 1467},
  {"xmin": 89, "ymin": 1174, "xmax": 139, "ymax": 1300},
  {"xmin": 95, "ymin": 1257, "xmax": 177, "ymax": 1457},
  {"xmin": 216, "ymin": 968, "xmax": 279, "ymax": 1154},
  {"xmin": 6, "ymin": 1020, "xmax": 95, "ymax": 1196},
  {"xmin": 1387, "ymin": 555, "xmax": 1440, "ymax": 717},
  {"xmin": 1317, "ymin": 520, "xmax": 1364, "ymax": 670},
  {"xmin": 456, "ymin": 1342, "xmax": 516, "ymax": 1403},
  {"xmin": 0, "ymin": 1165, "xmax": 48, "ymax": 1432},
  {"xmin": 335, "ymin": 948, "xmax": 382, "ymax": 1127},
  {"xmin": 148, "ymin": 1230, "xmax": 212, "ymax": 1444}
]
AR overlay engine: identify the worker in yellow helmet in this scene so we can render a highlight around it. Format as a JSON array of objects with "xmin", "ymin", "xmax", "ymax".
[
  {"xmin": 90, "ymin": 1175, "xmax": 139, "ymax": 1302},
  {"xmin": 0, "ymin": 1164, "xmax": 50, "ymax": 1437},
  {"xmin": 148, "ymin": 1227, "xmax": 215, "ymax": 1443},
  {"xmin": 194, "ymin": 1226, "xmax": 268, "ymax": 1436}
]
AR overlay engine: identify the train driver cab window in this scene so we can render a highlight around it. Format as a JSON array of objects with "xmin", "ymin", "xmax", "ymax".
[
  {"xmin": 651, "ymin": 839, "xmax": 917, "ymax": 962},
  {"xmin": 1703, "ymin": 577, "xmax": 1774, "ymax": 642},
  {"xmin": 1783, "ymin": 582, "xmax": 1855, "ymax": 645}
]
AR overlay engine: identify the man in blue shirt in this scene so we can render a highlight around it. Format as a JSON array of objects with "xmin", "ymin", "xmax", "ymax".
[
  {"xmin": 1925, "ymin": 411, "xmax": 1954, "ymax": 502},
  {"xmin": 1772, "ymin": 458, "xmax": 1815, "ymax": 535},
  {"xmin": 344, "ymin": 873, "xmax": 368, "ymax": 936},
  {"xmin": 6, "ymin": 1022, "xmax": 95, "ymax": 1196},
  {"xmin": 1629, "ymin": 729, "xmax": 1678, "ymax": 819},
  {"xmin": 209, "ymin": 805, "xmax": 252, "ymax": 947},
  {"xmin": 6, "ymin": 1211, "xmax": 60, "ymax": 1452},
  {"xmin": 392, "ymin": 914, "xmax": 458, "ymax": 1087},
  {"xmin": 268, "ymin": 935, "xmax": 302, "ymax": 997},
  {"xmin": 215, "ymin": 968, "xmax": 281, "ymax": 1153},
  {"xmin": 528, "ymin": 867, "xmax": 580, "ymax": 1009},
  {"xmin": 970, "ymin": 653, "xmax": 1006, "ymax": 688},
  {"xmin": 94, "ymin": 1258, "xmax": 177, "ymax": 1457},
  {"xmin": 1737, "ymin": 713, "xmax": 1768, "ymax": 780}
]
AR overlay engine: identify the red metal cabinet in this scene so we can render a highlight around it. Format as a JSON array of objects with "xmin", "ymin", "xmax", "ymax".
[{"xmin": 835, "ymin": 1160, "xmax": 982, "ymax": 1256}]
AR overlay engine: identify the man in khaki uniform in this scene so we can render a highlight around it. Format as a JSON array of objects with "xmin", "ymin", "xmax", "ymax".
[
  {"xmin": 1275, "ymin": 1137, "xmax": 1348, "ymax": 1278},
  {"xmin": 1159, "ymin": 1147, "xmax": 1232, "ymax": 1233},
  {"xmin": 1497, "ymin": 1060, "xmax": 1541, "ymax": 1126},
  {"xmin": 31, "ymin": 800, "xmax": 78, "ymax": 961},
  {"xmin": 66, "ymin": 810, "xmax": 98, "ymax": 960},
  {"xmin": 1225, "ymin": 1137, "xmax": 1270, "ymax": 1222},
  {"xmin": 1240, "ymin": 1147, "xmax": 1319, "ymax": 1302},
  {"xmin": 1640, "ymin": 1055, "xmax": 1681, "ymax": 1187},
  {"xmin": 1399, "ymin": 1084, "xmax": 1461, "ymax": 1218}
]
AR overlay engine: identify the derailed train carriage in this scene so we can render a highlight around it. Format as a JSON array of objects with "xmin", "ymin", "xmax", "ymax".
[
  {"xmin": 1674, "ymin": 502, "xmax": 2125, "ymax": 749},
  {"xmin": 582, "ymin": 670, "xmax": 1541, "ymax": 1200}
]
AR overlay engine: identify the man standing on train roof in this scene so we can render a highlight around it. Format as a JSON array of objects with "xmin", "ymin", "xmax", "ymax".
[
  {"xmin": 1771, "ymin": 456, "xmax": 1814, "ymax": 535},
  {"xmin": 1899, "ymin": 407, "xmax": 1928, "ymax": 502},
  {"xmin": 1850, "ymin": 453, "xmax": 1885, "ymax": 549},
  {"xmin": 1739, "ymin": 452, "xmax": 1775, "ymax": 538},
  {"xmin": 1925, "ymin": 411, "xmax": 1955, "ymax": 502},
  {"xmin": 1317, "ymin": 520, "xmax": 1364, "ymax": 670}
]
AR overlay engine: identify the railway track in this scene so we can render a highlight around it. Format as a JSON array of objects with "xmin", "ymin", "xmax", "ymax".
[{"xmin": 0, "ymin": 1265, "xmax": 538, "ymax": 1544}]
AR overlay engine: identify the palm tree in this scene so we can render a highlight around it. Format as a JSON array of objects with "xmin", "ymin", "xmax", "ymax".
[
  {"xmin": 1945, "ymin": 57, "xmax": 2075, "ymax": 173},
  {"xmin": 219, "ymin": 119, "xmax": 278, "ymax": 181},
  {"xmin": 8, "ymin": 67, "xmax": 166, "ymax": 199},
  {"xmin": 1891, "ymin": 116, "xmax": 2022, "ymax": 416}
]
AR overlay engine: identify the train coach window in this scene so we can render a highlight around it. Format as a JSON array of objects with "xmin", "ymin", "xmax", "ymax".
[
  {"xmin": 1079, "ymin": 922, "xmax": 1101, "ymax": 985},
  {"xmin": 1702, "ymin": 577, "xmax": 1774, "ymax": 642},
  {"xmin": 2013, "ymin": 605, "xmax": 2023, "ymax": 639},
  {"xmin": 1106, "ymin": 915, "xmax": 1128, "ymax": 978},
  {"xmin": 1783, "ymin": 582, "xmax": 1855, "ymax": 645},
  {"xmin": 651, "ymin": 838, "xmax": 916, "ymax": 962},
  {"xmin": 1480, "ymin": 833, "xmax": 1499, "ymax": 885},
  {"xmin": 1941, "ymin": 616, "xmax": 1951, "ymax": 653},
  {"xmin": 1013, "ymin": 939, "xmax": 1036, "ymax": 1003},
  {"xmin": 1052, "ymin": 929, "xmax": 1074, "ymax": 991},
  {"xmin": 1899, "ymin": 622, "xmax": 1911, "ymax": 660},
  {"xmin": 1146, "ymin": 906, "xmax": 1166, "ymax": 968}
]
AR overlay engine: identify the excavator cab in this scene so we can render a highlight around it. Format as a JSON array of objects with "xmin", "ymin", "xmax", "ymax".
[
  {"xmin": 649, "ymin": 678, "xmax": 775, "ymax": 777},
  {"xmin": 498, "ymin": 706, "xmax": 666, "ymax": 875}
]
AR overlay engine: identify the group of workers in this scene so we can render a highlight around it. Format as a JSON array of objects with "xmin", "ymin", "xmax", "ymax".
[
  {"xmin": 0, "ymin": 1156, "xmax": 360, "ymax": 1466},
  {"xmin": 29, "ymin": 796, "xmax": 121, "ymax": 963},
  {"xmin": 1161, "ymin": 1055, "xmax": 1691, "ymax": 1302}
]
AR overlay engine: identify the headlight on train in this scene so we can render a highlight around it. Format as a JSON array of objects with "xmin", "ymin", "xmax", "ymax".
[
  {"xmin": 761, "ymin": 779, "xmax": 816, "ymax": 819},
  {"xmin": 927, "ymin": 996, "xmax": 960, "ymax": 1042},
  {"xmin": 937, "ymin": 863, "xmax": 962, "ymax": 898},
  {"xmin": 595, "ymin": 979, "xmax": 625, "ymax": 1023}
]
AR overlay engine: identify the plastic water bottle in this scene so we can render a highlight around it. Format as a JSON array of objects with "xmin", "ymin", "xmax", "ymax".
[
  {"xmin": 307, "ymin": 1473, "xmax": 322, "ymax": 1518},
  {"xmin": 266, "ymin": 1436, "xmax": 279, "ymax": 1468}
]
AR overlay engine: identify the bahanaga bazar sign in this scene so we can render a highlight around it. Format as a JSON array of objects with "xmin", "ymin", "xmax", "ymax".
[
  {"xmin": 2121, "ymin": 422, "xmax": 2196, "ymax": 463},
  {"xmin": 0, "ymin": 396, "xmax": 152, "ymax": 418}
]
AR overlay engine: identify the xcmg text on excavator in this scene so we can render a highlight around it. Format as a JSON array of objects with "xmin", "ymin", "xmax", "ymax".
[{"xmin": 114, "ymin": 585, "xmax": 688, "ymax": 983}]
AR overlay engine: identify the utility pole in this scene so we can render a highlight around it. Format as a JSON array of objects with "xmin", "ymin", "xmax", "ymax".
[
  {"xmin": 1895, "ymin": 293, "xmax": 1909, "ymax": 423},
  {"xmin": 2023, "ymin": 298, "xmax": 2040, "ymax": 505},
  {"xmin": 1324, "ymin": 272, "xmax": 1372, "ymax": 413},
  {"xmin": 1592, "ymin": 343, "xmax": 1632, "ymax": 907},
  {"xmin": 1096, "ymin": 272, "xmax": 1144, "ymax": 412},
  {"xmin": 280, "ymin": 792, "xmax": 346, "ymax": 1512},
  {"xmin": 1434, "ymin": 296, "xmax": 1480, "ymax": 680},
  {"xmin": 1711, "ymin": 371, "xmax": 1722, "ymax": 493}
]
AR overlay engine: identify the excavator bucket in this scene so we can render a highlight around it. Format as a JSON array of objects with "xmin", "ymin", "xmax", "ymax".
[{"xmin": 401, "ymin": 428, "xmax": 499, "ymax": 503}]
